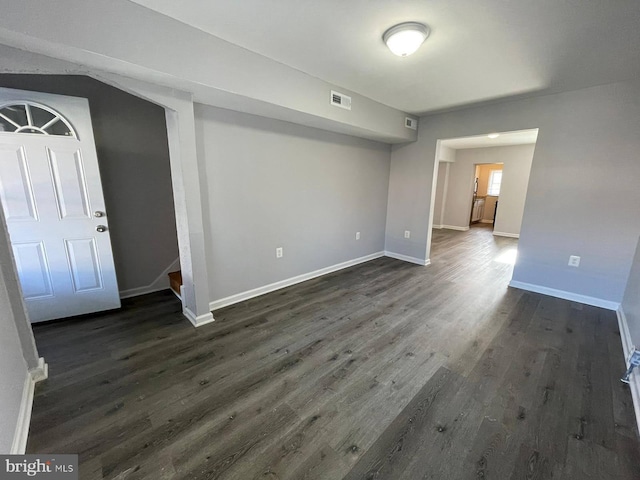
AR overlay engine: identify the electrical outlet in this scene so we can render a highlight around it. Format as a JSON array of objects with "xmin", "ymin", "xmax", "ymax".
[
  {"xmin": 276, "ymin": 247, "xmax": 283, "ymax": 258},
  {"xmin": 355, "ymin": 232, "xmax": 361, "ymax": 240},
  {"xmin": 404, "ymin": 230, "xmax": 411, "ymax": 239},
  {"xmin": 568, "ymin": 255, "xmax": 580, "ymax": 267}
]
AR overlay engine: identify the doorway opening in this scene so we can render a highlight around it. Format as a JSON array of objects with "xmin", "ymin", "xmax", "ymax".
[
  {"xmin": 0, "ymin": 76, "xmax": 181, "ymax": 323},
  {"xmin": 429, "ymin": 128, "xmax": 538, "ymax": 275}
]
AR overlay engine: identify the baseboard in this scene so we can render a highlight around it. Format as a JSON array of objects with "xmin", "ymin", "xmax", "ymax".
[
  {"xmin": 616, "ymin": 308, "xmax": 640, "ymax": 435},
  {"xmin": 508, "ymin": 280, "xmax": 621, "ymax": 311},
  {"xmin": 384, "ymin": 251, "xmax": 430, "ymax": 266},
  {"xmin": 480, "ymin": 219, "xmax": 494, "ymax": 224},
  {"xmin": 11, "ymin": 357, "xmax": 47, "ymax": 455},
  {"xmin": 432, "ymin": 224, "xmax": 443, "ymax": 229},
  {"xmin": 183, "ymin": 307, "xmax": 215, "ymax": 328},
  {"xmin": 441, "ymin": 225, "xmax": 469, "ymax": 231},
  {"xmin": 209, "ymin": 251, "xmax": 385, "ymax": 311},
  {"xmin": 171, "ymin": 285, "xmax": 182, "ymax": 301},
  {"xmin": 29, "ymin": 357, "xmax": 48, "ymax": 383},
  {"xmin": 493, "ymin": 231, "xmax": 520, "ymax": 238},
  {"xmin": 11, "ymin": 374, "xmax": 34, "ymax": 454},
  {"xmin": 119, "ymin": 257, "xmax": 180, "ymax": 299}
]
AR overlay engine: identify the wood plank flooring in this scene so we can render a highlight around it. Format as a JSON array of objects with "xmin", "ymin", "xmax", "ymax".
[{"xmin": 28, "ymin": 224, "xmax": 640, "ymax": 479}]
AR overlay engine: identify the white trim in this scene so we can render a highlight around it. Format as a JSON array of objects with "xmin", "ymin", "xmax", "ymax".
[
  {"xmin": 493, "ymin": 231, "xmax": 520, "ymax": 238},
  {"xmin": 432, "ymin": 224, "xmax": 443, "ymax": 229},
  {"xmin": 480, "ymin": 219, "xmax": 494, "ymax": 224},
  {"xmin": 171, "ymin": 284, "xmax": 183, "ymax": 301},
  {"xmin": 384, "ymin": 251, "xmax": 430, "ymax": 266},
  {"xmin": 210, "ymin": 252, "xmax": 385, "ymax": 311},
  {"xmin": 29, "ymin": 357, "xmax": 48, "ymax": 383},
  {"xmin": 508, "ymin": 280, "xmax": 620, "ymax": 311},
  {"xmin": 183, "ymin": 307, "xmax": 215, "ymax": 328},
  {"xmin": 616, "ymin": 308, "xmax": 640, "ymax": 435},
  {"xmin": 119, "ymin": 257, "xmax": 180, "ymax": 299},
  {"xmin": 441, "ymin": 225, "xmax": 469, "ymax": 232},
  {"xmin": 10, "ymin": 357, "xmax": 47, "ymax": 455},
  {"xmin": 11, "ymin": 374, "xmax": 34, "ymax": 454}
]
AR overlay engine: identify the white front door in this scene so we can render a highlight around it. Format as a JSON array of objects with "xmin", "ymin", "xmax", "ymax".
[{"xmin": 0, "ymin": 88, "xmax": 120, "ymax": 322}]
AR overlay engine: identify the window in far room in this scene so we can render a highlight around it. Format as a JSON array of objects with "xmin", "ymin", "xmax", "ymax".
[{"xmin": 487, "ymin": 170, "xmax": 502, "ymax": 196}]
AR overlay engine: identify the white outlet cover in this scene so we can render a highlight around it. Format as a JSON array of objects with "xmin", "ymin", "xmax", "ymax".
[
  {"xmin": 356, "ymin": 232, "xmax": 360, "ymax": 240},
  {"xmin": 568, "ymin": 255, "xmax": 580, "ymax": 267},
  {"xmin": 404, "ymin": 230, "xmax": 411, "ymax": 238},
  {"xmin": 276, "ymin": 247, "xmax": 283, "ymax": 258}
]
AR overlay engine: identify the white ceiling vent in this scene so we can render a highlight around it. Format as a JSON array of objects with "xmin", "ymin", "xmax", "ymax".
[
  {"xmin": 331, "ymin": 90, "xmax": 351, "ymax": 110},
  {"xmin": 405, "ymin": 117, "xmax": 418, "ymax": 130}
]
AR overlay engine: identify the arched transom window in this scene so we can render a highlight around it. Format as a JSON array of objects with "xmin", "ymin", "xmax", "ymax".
[{"xmin": 0, "ymin": 102, "xmax": 77, "ymax": 138}]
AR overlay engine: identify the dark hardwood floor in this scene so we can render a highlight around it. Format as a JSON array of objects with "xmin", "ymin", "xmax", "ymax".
[{"xmin": 28, "ymin": 225, "xmax": 640, "ymax": 479}]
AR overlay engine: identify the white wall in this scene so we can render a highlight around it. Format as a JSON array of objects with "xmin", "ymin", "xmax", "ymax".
[
  {"xmin": 444, "ymin": 145, "xmax": 534, "ymax": 236},
  {"xmin": 386, "ymin": 80, "xmax": 640, "ymax": 304},
  {"xmin": 195, "ymin": 105, "xmax": 391, "ymax": 303}
]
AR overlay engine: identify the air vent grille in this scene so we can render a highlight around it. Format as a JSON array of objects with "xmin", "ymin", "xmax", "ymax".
[
  {"xmin": 405, "ymin": 117, "xmax": 417, "ymax": 130},
  {"xmin": 330, "ymin": 90, "xmax": 352, "ymax": 110}
]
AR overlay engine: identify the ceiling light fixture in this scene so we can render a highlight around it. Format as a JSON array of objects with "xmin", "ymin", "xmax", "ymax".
[
  {"xmin": 383, "ymin": 22, "xmax": 430, "ymax": 57},
  {"xmin": 488, "ymin": 133, "xmax": 500, "ymax": 139}
]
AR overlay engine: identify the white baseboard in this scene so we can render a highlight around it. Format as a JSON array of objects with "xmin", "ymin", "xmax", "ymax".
[
  {"xmin": 616, "ymin": 308, "xmax": 640, "ymax": 435},
  {"xmin": 441, "ymin": 225, "xmax": 469, "ymax": 231},
  {"xmin": 384, "ymin": 251, "xmax": 430, "ymax": 266},
  {"xmin": 11, "ymin": 357, "xmax": 47, "ymax": 454},
  {"xmin": 183, "ymin": 307, "xmax": 215, "ymax": 328},
  {"xmin": 432, "ymin": 224, "xmax": 443, "ymax": 229},
  {"xmin": 29, "ymin": 357, "xmax": 48, "ymax": 383},
  {"xmin": 209, "ymin": 251, "xmax": 385, "ymax": 311},
  {"xmin": 11, "ymin": 374, "xmax": 34, "ymax": 454},
  {"xmin": 119, "ymin": 257, "xmax": 180, "ymax": 299},
  {"xmin": 480, "ymin": 219, "xmax": 494, "ymax": 224},
  {"xmin": 508, "ymin": 280, "xmax": 620, "ymax": 311},
  {"xmin": 493, "ymin": 231, "xmax": 520, "ymax": 238}
]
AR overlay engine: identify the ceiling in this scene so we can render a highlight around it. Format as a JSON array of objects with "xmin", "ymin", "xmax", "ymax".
[
  {"xmin": 440, "ymin": 129, "xmax": 538, "ymax": 150},
  {"xmin": 129, "ymin": 0, "xmax": 640, "ymax": 115}
]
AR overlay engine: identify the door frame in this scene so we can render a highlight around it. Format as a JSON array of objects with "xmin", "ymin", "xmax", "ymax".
[
  {"xmin": 0, "ymin": 88, "xmax": 123, "ymax": 322},
  {"xmin": 0, "ymin": 74, "xmax": 214, "ymax": 327}
]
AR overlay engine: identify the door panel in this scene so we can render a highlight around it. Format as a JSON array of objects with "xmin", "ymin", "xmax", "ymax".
[
  {"xmin": 46, "ymin": 146, "xmax": 92, "ymax": 220},
  {"xmin": 12, "ymin": 241, "xmax": 53, "ymax": 299},
  {"xmin": 0, "ymin": 87, "xmax": 120, "ymax": 322},
  {"xmin": 65, "ymin": 238, "xmax": 103, "ymax": 292},
  {"xmin": 0, "ymin": 144, "xmax": 38, "ymax": 221}
]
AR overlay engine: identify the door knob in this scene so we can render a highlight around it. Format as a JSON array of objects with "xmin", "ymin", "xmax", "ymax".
[
  {"xmin": 94, "ymin": 211, "xmax": 105, "ymax": 217},
  {"xmin": 96, "ymin": 225, "xmax": 108, "ymax": 233}
]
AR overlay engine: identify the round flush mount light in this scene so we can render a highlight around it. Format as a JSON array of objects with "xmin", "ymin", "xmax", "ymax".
[
  {"xmin": 383, "ymin": 22, "xmax": 430, "ymax": 57},
  {"xmin": 487, "ymin": 133, "xmax": 500, "ymax": 139}
]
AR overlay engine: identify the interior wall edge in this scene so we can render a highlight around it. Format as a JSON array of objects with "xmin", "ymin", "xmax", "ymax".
[
  {"xmin": 616, "ymin": 307, "xmax": 640, "ymax": 435},
  {"xmin": 10, "ymin": 372, "xmax": 34, "ymax": 454}
]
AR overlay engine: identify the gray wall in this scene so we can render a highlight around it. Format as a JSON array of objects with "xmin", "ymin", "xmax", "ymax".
[
  {"xmin": 0, "ymin": 4, "xmax": 417, "ymax": 144},
  {"xmin": 0, "ymin": 205, "xmax": 38, "ymax": 453},
  {"xmin": 195, "ymin": 105, "xmax": 391, "ymax": 302},
  {"xmin": 443, "ymin": 145, "xmax": 534, "ymax": 235},
  {"xmin": 432, "ymin": 162, "xmax": 449, "ymax": 228},
  {"xmin": 387, "ymin": 80, "xmax": 640, "ymax": 303},
  {"xmin": 622, "ymin": 238, "xmax": 640, "ymax": 348},
  {"xmin": 0, "ymin": 75, "xmax": 179, "ymax": 294}
]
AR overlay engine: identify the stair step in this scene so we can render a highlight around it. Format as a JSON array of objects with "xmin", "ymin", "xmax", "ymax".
[{"xmin": 168, "ymin": 270, "xmax": 182, "ymax": 296}]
